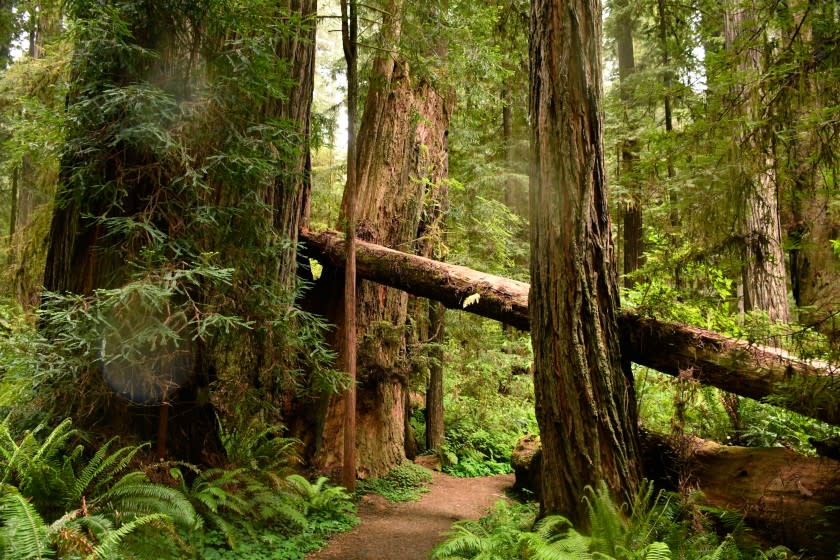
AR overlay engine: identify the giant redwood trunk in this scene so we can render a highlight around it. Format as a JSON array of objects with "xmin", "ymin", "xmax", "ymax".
[
  {"xmin": 725, "ymin": 4, "xmax": 790, "ymax": 325},
  {"xmin": 43, "ymin": 1, "xmax": 316, "ymax": 464},
  {"xmin": 529, "ymin": 0, "xmax": 640, "ymax": 525},
  {"xmin": 316, "ymin": 0, "xmax": 454, "ymax": 478}
]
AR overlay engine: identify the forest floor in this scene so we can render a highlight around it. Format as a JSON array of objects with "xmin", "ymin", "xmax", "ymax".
[{"xmin": 307, "ymin": 470, "xmax": 515, "ymax": 560}]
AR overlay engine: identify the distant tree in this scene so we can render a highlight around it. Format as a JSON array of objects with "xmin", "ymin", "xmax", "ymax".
[
  {"xmin": 529, "ymin": 0, "xmax": 641, "ymax": 526},
  {"xmin": 724, "ymin": 1, "xmax": 789, "ymax": 324},
  {"xmin": 610, "ymin": 0, "xmax": 642, "ymax": 286}
]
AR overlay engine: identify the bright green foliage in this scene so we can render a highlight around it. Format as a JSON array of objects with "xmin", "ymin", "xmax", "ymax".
[
  {"xmin": 218, "ymin": 418, "xmax": 300, "ymax": 480},
  {"xmin": 356, "ymin": 462, "xmax": 433, "ymax": 502},
  {"xmin": 433, "ymin": 482, "xmax": 789, "ymax": 560},
  {"xmin": 196, "ymin": 473, "xmax": 358, "ymax": 560},
  {"xmin": 284, "ymin": 475, "xmax": 355, "ymax": 520},
  {"xmin": 0, "ymin": 418, "xmax": 198, "ymax": 559},
  {"xmin": 0, "ymin": 413, "xmax": 358, "ymax": 559},
  {"xmin": 431, "ymin": 315, "xmax": 535, "ymax": 477}
]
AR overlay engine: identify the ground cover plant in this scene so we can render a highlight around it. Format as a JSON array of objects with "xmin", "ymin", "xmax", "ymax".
[
  {"xmin": 356, "ymin": 462, "xmax": 433, "ymax": 503},
  {"xmin": 431, "ymin": 482, "xmax": 791, "ymax": 560},
  {"xmin": 0, "ymin": 414, "xmax": 358, "ymax": 559}
]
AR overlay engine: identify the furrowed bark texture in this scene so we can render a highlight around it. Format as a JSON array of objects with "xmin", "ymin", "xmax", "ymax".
[
  {"xmin": 725, "ymin": 4, "xmax": 789, "ymax": 324},
  {"xmin": 315, "ymin": 0, "xmax": 454, "ymax": 478},
  {"xmin": 528, "ymin": 0, "xmax": 640, "ymax": 524},
  {"xmin": 301, "ymin": 229, "xmax": 840, "ymax": 427},
  {"xmin": 271, "ymin": 0, "xmax": 317, "ymax": 289}
]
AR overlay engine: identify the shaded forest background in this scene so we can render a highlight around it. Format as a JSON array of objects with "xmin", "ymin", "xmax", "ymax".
[{"xmin": 0, "ymin": 0, "xmax": 839, "ymax": 558}]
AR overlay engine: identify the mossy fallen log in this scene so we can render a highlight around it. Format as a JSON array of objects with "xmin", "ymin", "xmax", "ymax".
[
  {"xmin": 511, "ymin": 433, "xmax": 840, "ymax": 557},
  {"xmin": 300, "ymin": 228, "xmax": 840, "ymax": 427}
]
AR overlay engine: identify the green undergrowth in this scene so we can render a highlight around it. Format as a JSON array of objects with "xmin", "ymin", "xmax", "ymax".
[
  {"xmin": 432, "ymin": 481, "xmax": 793, "ymax": 560},
  {"xmin": 0, "ymin": 416, "xmax": 357, "ymax": 559},
  {"xmin": 356, "ymin": 461, "xmax": 433, "ymax": 502},
  {"xmin": 411, "ymin": 314, "xmax": 536, "ymax": 477}
]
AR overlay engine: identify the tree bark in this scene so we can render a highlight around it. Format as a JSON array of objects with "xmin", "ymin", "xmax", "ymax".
[
  {"xmin": 678, "ymin": 437, "xmax": 840, "ymax": 558},
  {"xmin": 513, "ymin": 432, "xmax": 840, "ymax": 557},
  {"xmin": 425, "ymin": 300, "xmax": 446, "ymax": 451},
  {"xmin": 725, "ymin": 3, "xmax": 790, "ymax": 324},
  {"xmin": 529, "ymin": 0, "xmax": 641, "ymax": 525},
  {"xmin": 339, "ymin": 0, "xmax": 359, "ymax": 492},
  {"xmin": 300, "ymin": 229, "xmax": 840, "ymax": 427},
  {"xmin": 315, "ymin": 0, "xmax": 455, "ymax": 479}
]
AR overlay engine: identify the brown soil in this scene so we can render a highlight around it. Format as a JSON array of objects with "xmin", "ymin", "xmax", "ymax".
[{"xmin": 307, "ymin": 471, "xmax": 515, "ymax": 560}]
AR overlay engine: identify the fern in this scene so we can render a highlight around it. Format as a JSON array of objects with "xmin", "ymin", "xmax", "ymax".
[
  {"xmin": 69, "ymin": 438, "xmax": 146, "ymax": 503},
  {"xmin": 285, "ymin": 474, "xmax": 353, "ymax": 520},
  {"xmin": 643, "ymin": 542, "xmax": 672, "ymax": 560},
  {"xmin": 86, "ymin": 513, "xmax": 167, "ymax": 560},
  {"xmin": 96, "ymin": 470, "xmax": 198, "ymax": 530},
  {"xmin": 219, "ymin": 417, "xmax": 300, "ymax": 477},
  {"xmin": 0, "ymin": 484, "xmax": 52, "ymax": 560}
]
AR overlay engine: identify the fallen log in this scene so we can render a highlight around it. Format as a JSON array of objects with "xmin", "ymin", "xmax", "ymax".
[
  {"xmin": 300, "ymin": 228, "xmax": 840, "ymax": 426},
  {"xmin": 511, "ymin": 433, "xmax": 840, "ymax": 558}
]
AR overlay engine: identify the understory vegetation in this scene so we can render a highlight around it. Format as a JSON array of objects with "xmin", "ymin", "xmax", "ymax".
[
  {"xmin": 432, "ymin": 482, "xmax": 791, "ymax": 560},
  {"xmin": 0, "ymin": 414, "xmax": 358, "ymax": 559},
  {"xmin": 356, "ymin": 462, "xmax": 433, "ymax": 502}
]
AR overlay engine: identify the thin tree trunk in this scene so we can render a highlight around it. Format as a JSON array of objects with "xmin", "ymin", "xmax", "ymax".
[
  {"xmin": 615, "ymin": 0, "xmax": 642, "ymax": 287},
  {"xmin": 7, "ymin": 165, "xmax": 17, "ymax": 261},
  {"xmin": 340, "ymin": 0, "xmax": 358, "ymax": 493},
  {"xmin": 425, "ymin": 300, "xmax": 445, "ymax": 451},
  {"xmin": 529, "ymin": 0, "xmax": 640, "ymax": 525}
]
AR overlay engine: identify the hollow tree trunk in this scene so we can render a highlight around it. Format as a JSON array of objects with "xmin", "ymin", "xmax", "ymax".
[
  {"xmin": 529, "ymin": 0, "xmax": 641, "ymax": 525},
  {"xmin": 301, "ymin": 229, "xmax": 840, "ymax": 427}
]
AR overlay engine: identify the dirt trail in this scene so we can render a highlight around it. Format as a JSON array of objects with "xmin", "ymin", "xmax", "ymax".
[{"xmin": 307, "ymin": 471, "xmax": 515, "ymax": 560}]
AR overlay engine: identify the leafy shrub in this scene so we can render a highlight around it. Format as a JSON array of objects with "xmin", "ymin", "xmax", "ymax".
[
  {"xmin": 198, "ymin": 473, "xmax": 358, "ymax": 560},
  {"xmin": 356, "ymin": 462, "xmax": 433, "ymax": 502},
  {"xmin": 441, "ymin": 419, "xmax": 516, "ymax": 477}
]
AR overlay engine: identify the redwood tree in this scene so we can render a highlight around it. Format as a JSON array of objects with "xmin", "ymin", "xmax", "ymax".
[
  {"xmin": 41, "ymin": 0, "xmax": 318, "ymax": 462},
  {"xmin": 724, "ymin": 2, "xmax": 789, "ymax": 324},
  {"xmin": 315, "ymin": 0, "xmax": 454, "ymax": 478},
  {"xmin": 529, "ymin": 0, "xmax": 641, "ymax": 524}
]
